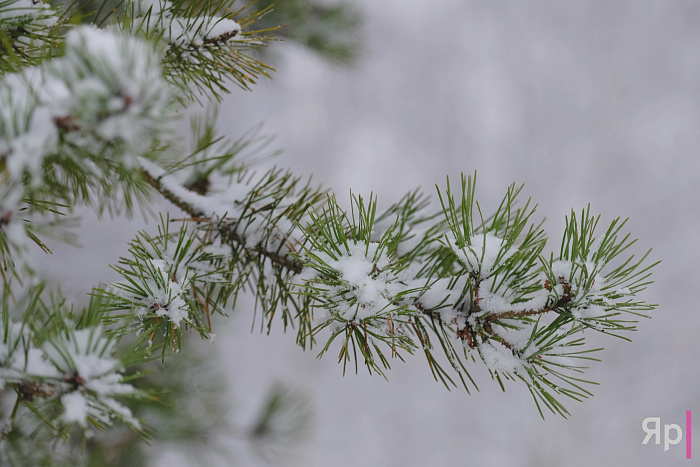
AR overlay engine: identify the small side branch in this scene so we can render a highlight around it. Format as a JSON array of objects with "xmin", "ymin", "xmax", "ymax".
[{"xmin": 428, "ymin": 277, "xmax": 575, "ymax": 353}]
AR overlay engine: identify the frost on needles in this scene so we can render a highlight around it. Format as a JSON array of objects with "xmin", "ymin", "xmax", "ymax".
[{"xmin": 0, "ymin": 0, "xmax": 658, "ymax": 462}]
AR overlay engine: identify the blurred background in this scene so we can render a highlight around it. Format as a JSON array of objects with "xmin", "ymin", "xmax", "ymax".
[{"xmin": 37, "ymin": 0, "xmax": 700, "ymax": 465}]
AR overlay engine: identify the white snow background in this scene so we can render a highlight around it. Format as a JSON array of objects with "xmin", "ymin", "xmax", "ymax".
[{"xmin": 33, "ymin": 1, "xmax": 700, "ymax": 466}]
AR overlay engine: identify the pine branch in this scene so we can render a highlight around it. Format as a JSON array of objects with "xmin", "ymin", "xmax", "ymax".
[{"xmin": 136, "ymin": 158, "xmax": 657, "ymax": 414}]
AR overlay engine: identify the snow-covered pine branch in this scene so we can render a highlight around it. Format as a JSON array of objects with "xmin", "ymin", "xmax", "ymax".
[
  {"xmin": 132, "ymin": 153, "xmax": 657, "ymax": 418},
  {"xmin": 0, "ymin": 0, "xmax": 658, "ymax": 463}
]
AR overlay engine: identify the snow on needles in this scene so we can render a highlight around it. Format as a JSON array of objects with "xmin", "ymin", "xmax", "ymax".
[
  {"xmin": 0, "ymin": 0, "xmax": 57, "ymax": 25},
  {"xmin": 135, "ymin": 0, "xmax": 242, "ymax": 47},
  {"xmin": 0, "ymin": 0, "xmax": 58, "ymax": 39},
  {"xmin": 301, "ymin": 240, "xmax": 410, "ymax": 336},
  {"xmin": 0, "ymin": 69, "xmax": 59, "ymax": 183},
  {"xmin": 479, "ymin": 340, "xmax": 528, "ymax": 375},
  {"xmin": 43, "ymin": 328, "xmax": 139, "ymax": 429},
  {"xmin": 446, "ymin": 232, "xmax": 514, "ymax": 275},
  {"xmin": 132, "ymin": 258, "xmax": 191, "ymax": 328},
  {"xmin": 47, "ymin": 26, "xmax": 174, "ymax": 163},
  {"xmin": 0, "ymin": 25, "xmax": 173, "ymax": 182},
  {"xmin": 0, "ymin": 320, "xmax": 139, "ymax": 430}
]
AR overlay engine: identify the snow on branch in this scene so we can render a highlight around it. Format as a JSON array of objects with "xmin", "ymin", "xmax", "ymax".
[
  {"xmin": 135, "ymin": 159, "xmax": 657, "ymax": 418},
  {"xmin": 0, "ymin": 307, "xmax": 142, "ymax": 436},
  {"xmin": 126, "ymin": 0, "xmax": 274, "ymax": 97},
  {"xmin": 0, "ymin": 0, "xmax": 60, "ymax": 63}
]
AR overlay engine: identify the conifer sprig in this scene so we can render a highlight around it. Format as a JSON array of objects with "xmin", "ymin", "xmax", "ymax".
[{"xmin": 134, "ymin": 164, "xmax": 657, "ymax": 417}]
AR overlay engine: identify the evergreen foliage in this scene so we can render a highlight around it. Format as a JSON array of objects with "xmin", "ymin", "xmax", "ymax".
[{"xmin": 0, "ymin": 0, "xmax": 658, "ymax": 464}]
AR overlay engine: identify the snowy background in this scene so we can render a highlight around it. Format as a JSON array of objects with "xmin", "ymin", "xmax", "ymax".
[{"xmin": 38, "ymin": 1, "xmax": 700, "ymax": 466}]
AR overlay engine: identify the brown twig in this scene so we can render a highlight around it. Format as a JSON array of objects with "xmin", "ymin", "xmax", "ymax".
[
  {"xmin": 12, "ymin": 381, "xmax": 54, "ymax": 402},
  {"xmin": 203, "ymin": 28, "xmax": 239, "ymax": 45}
]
